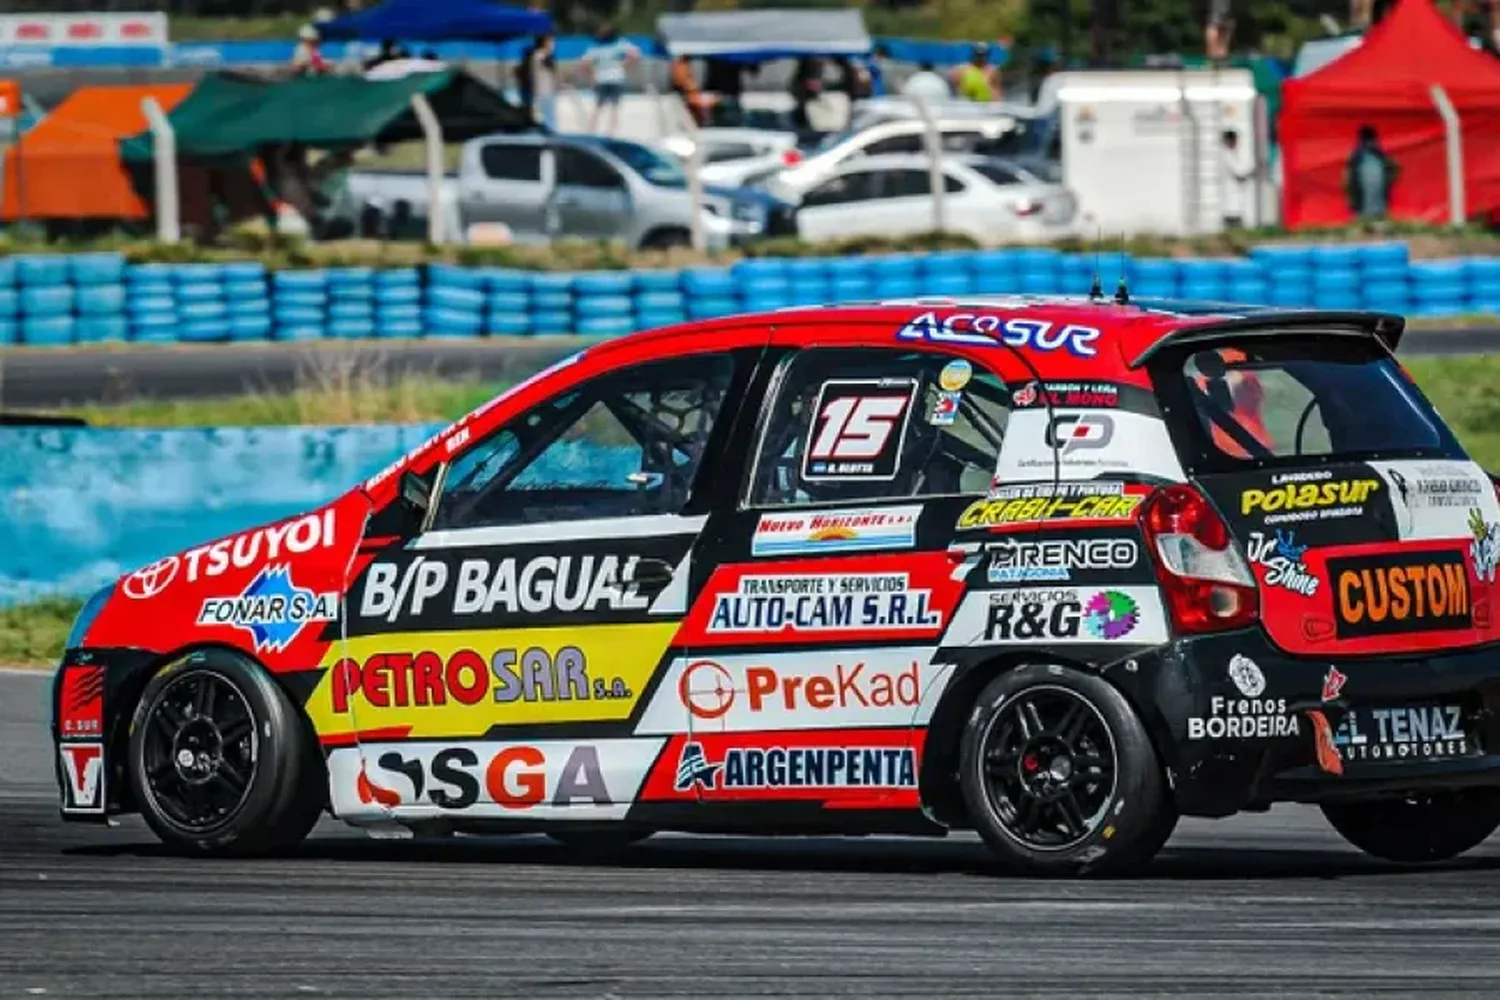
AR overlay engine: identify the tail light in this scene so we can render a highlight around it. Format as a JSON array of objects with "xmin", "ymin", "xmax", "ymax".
[
  {"xmin": 1011, "ymin": 198, "xmax": 1042, "ymax": 217},
  {"xmin": 1140, "ymin": 484, "xmax": 1259, "ymax": 634},
  {"xmin": 781, "ymin": 149, "xmax": 804, "ymax": 166}
]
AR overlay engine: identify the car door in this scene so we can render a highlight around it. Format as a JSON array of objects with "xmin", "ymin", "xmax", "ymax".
[
  {"xmin": 552, "ymin": 144, "xmax": 632, "ymax": 240},
  {"xmin": 651, "ymin": 342, "xmax": 1017, "ymax": 811},
  {"xmin": 464, "ymin": 141, "xmax": 551, "ymax": 240},
  {"xmin": 795, "ymin": 169, "xmax": 884, "ymax": 242},
  {"xmin": 332, "ymin": 347, "xmax": 761, "ymax": 824}
]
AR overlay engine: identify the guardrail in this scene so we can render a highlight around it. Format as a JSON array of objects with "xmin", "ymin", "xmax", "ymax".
[{"xmin": 0, "ymin": 242, "xmax": 1492, "ymax": 346}]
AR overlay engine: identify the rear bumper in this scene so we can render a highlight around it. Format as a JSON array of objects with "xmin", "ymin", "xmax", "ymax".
[{"xmin": 1131, "ymin": 628, "xmax": 1500, "ymax": 816}]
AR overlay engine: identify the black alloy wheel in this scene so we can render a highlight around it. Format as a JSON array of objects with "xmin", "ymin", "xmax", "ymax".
[{"xmin": 138, "ymin": 670, "xmax": 258, "ymax": 833}]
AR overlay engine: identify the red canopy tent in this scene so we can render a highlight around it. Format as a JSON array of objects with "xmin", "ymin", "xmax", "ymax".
[{"xmin": 1279, "ymin": 0, "xmax": 1500, "ymax": 228}]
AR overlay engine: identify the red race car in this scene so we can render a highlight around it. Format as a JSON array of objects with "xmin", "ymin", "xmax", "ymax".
[{"xmin": 51, "ymin": 296, "xmax": 1500, "ymax": 874}]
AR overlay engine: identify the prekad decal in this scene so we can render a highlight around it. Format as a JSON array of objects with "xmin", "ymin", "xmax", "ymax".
[
  {"xmin": 1332, "ymin": 704, "xmax": 1471, "ymax": 763},
  {"xmin": 197, "ymin": 565, "xmax": 339, "ymax": 653},
  {"xmin": 59, "ymin": 743, "xmax": 105, "ymax": 814},
  {"xmin": 1471, "ymin": 508, "xmax": 1500, "ymax": 584},
  {"xmin": 944, "ymin": 585, "xmax": 1168, "ymax": 646},
  {"xmin": 57, "ymin": 665, "xmax": 104, "ymax": 740},
  {"xmin": 958, "ymin": 483, "xmax": 1146, "ymax": 531},
  {"xmin": 184, "ymin": 510, "xmax": 338, "ymax": 585},
  {"xmin": 1245, "ymin": 529, "xmax": 1319, "ymax": 597},
  {"xmin": 895, "ymin": 311, "xmax": 1102, "ymax": 357},
  {"xmin": 633, "ymin": 648, "xmax": 953, "ymax": 734},
  {"xmin": 328, "ymin": 738, "xmax": 662, "ymax": 820},
  {"xmin": 986, "ymin": 537, "xmax": 1139, "ymax": 584},
  {"xmin": 1239, "ymin": 472, "xmax": 1380, "ymax": 525},
  {"xmin": 310, "ymin": 622, "xmax": 675, "ymax": 738},
  {"xmin": 707, "ymin": 572, "xmax": 941, "ymax": 636},
  {"xmin": 1328, "ymin": 549, "xmax": 1471, "ymax": 638},
  {"xmin": 802, "ymin": 378, "xmax": 917, "ymax": 481},
  {"xmin": 751, "ymin": 506, "xmax": 920, "ymax": 558}
]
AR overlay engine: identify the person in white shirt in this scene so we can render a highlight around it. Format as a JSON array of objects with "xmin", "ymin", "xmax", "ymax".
[
  {"xmin": 901, "ymin": 61, "xmax": 952, "ymax": 102},
  {"xmin": 583, "ymin": 23, "xmax": 640, "ymax": 135}
]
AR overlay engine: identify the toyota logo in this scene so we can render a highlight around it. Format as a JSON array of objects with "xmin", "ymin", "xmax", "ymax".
[
  {"xmin": 679, "ymin": 660, "xmax": 735, "ymax": 720},
  {"xmin": 123, "ymin": 556, "xmax": 180, "ymax": 599}
]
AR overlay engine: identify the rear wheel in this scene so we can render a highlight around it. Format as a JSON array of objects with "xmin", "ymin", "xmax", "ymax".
[
  {"xmin": 958, "ymin": 664, "xmax": 1177, "ymax": 876},
  {"xmin": 128, "ymin": 652, "xmax": 324, "ymax": 856},
  {"xmin": 1321, "ymin": 789, "xmax": 1500, "ymax": 864}
]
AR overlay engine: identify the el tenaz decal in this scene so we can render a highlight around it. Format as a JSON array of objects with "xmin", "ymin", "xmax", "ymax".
[{"xmin": 803, "ymin": 378, "xmax": 917, "ymax": 482}]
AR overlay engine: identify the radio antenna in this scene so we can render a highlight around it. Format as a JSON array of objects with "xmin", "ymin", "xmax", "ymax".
[
  {"xmin": 1088, "ymin": 225, "xmax": 1104, "ymax": 300},
  {"xmin": 1113, "ymin": 231, "xmax": 1130, "ymax": 305}
]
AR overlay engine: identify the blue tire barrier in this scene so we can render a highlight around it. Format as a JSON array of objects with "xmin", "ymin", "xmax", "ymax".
[
  {"xmin": 743, "ymin": 292, "xmax": 790, "ymax": 312},
  {"xmin": 177, "ymin": 281, "xmax": 224, "ymax": 302},
  {"xmin": 221, "ymin": 261, "xmax": 267, "ymax": 282},
  {"xmin": 0, "ymin": 257, "xmax": 16, "ymax": 286},
  {"xmin": 273, "ymin": 270, "xmax": 327, "ymax": 291},
  {"xmin": 485, "ymin": 268, "xmax": 531, "ymax": 293},
  {"xmin": 634, "ymin": 309, "xmax": 686, "ymax": 329},
  {"xmin": 375, "ymin": 266, "xmax": 420, "ymax": 285},
  {"xmin": 328, "ymin": 319, "xmax": 376, "ymax": 339},
  {"xmin": 487, "ymin": 292, "xmax": 530, "ymax": 313},
  {"xmin": 228, "ymin": 315, "xmax": 273, "ymax": 340},
  {"xmin": 375, "ymin": 283, "xmax": 421, "ymax": 306},
  {"xmin": 274, "ymin": 290, "xmax": 327, "ymax": 309},
  {"xmin": 180, "ymin": 300, "xmax": 228, "ymax": 321},
  {"xmin": 377, "ymin": 320, "xmax": 424, "ymax": 338},
  {"xmin": 427, "ymin": 285, "xmax": 486, "ymax": 311},
  {"xmin": 683, "ymin": 267, "xmax": 736, "ymax": 296},
  {"xmin": 225, "ymin": 280, "xmax": 269, "ymax": 303},
  {"xmin": 0, "ymin": 318, "xmax": 17, "ymax": 344},
  {"xmin": 15, "ymin": 255, "xmax": 71, "ymax": 287},
  {"xmin": 427, "ymin": 262, "xmax": 485, "ymax": 290},
  {"xmin": 532, "ymin": 291, "xmax": 574, "ymax": 311},
  {"xmin": 77, "ymin": 315, "xmax": 128, "ymax": 342},
  {"xmin": 0, "ymin": 288, "xmax": 18, "ymax": 316},
  {"xmin": 180, "ymin": 319, "xmax": 230, "ymax": 342},
  {"xmin": 731, "ymin": 257, "xmax": 787, "ymax": 279},
  {"xmin": 273, "ymin": 306, "xmax": 325, "ymax": 327},
  {"xmin": 20, "ymin": 286, "xmax": 74, "ymax": 317},
  {"xmin": 870, "ymin": 254, "xmax": 920, "ymax": 281},
  {"xmin": 879, "ymin": 278, "xmax": 921, "ymax": 299},
  {"xmin": 686, "ymin": 295, "xmax": 738, "ymax": 319},
  {"xmin": 68, "ymin": 252, "xmax": 126, "ymax": 286},
  {"xmin": 329, "ymin": 302, "xmax": 375, "ymax": 321},
  {"xmin": 423, "ymin": 306, "xmax": 483, "ymax": 336},
  {"xmin": 574, "ymin": 270, "xmax": 634, "ymax": 295},
  {"xmin": 529, "ymin": 272, "xmax": 575, "ymax": 294},
  {"xmin": 576, "ymin": 315, "xmax": 634, "ymax": 336},
  {"xmin": 633, "ymin": 269, "xmax": 682, "ymax": 292},
  {"xmin": 1314, "ymin": 245, "xmax": 1360, "ymax": 271},
  {"xmin": 77, "ymin": 284, "xmax": 127, "ymax": 316},
  {"xmin": 22, "ymin": 314, "xmax": 75, "ymax": 345},
  {"xmin": 825, "ymin": 257, "xmax": 870, "ymax": 280},
  {"xmin": 275, "ymin": 325, "xmax": 326, "ymax": 341},
  {"xmin": 486, "ymin": 313, "xmax": 531, "ymax": 336},
  {"xmin": 530, "ymin": 310, "xmax": 574, "ymax": 335},
  {"xmin": 171, "ymin": 262, "xmax": 224, "ymax": 284},
  {"xmin": 830, "ymin": 278, "xmax": 873, "ymax": 300},
  {"xmin": 377, "ymin": 304, "xmax": 421, "ymax": 323},
  {"xmin": 739, "ymin": 275, "xmax": 789, "ymax": 297},
  {"xmin": 326, "ymin": 266, "xmax": 374, "ymax": 286},
  {"xmin": 636, "ymin": 290, "xmax": 685, "ymax": 311},
  {"xmin": 1359, "ymin": 242, "xmax": 1410, "ymax": 268},
  {"xmin": 126, "ymin": 262, "xmax": 177, "ymax": 283},
  {"xmin": 126, "ymin": 281, "xmax": 174, "ymax": 304},
  {"xmin": 575, "ymin": 294, "xmax": 632, "ymax": 319}
]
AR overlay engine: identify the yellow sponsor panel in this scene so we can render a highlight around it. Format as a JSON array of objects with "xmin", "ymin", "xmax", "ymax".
[
  {"xmin": 309, "ymin": 622, "xmax": 677, "ymax": 739},
  {"xmin": 958, "ymin": 493, "xmax": 1143, "ymax": 529},
  {"xmin": 1239, "ymin": 479, "xmax": 1380, "ymax": 517}
]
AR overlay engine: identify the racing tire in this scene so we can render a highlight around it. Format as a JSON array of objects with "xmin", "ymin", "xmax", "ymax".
[
  {"xmin": 1321, "ymin": 789, "xmax": 1500, "ymax": 864},
  {"xmin": 128, "ymin": 652, "xmax": 325, "ymax": 857},
  {"xmin": 958, "ymin": 664, "xmax": 1177, "ymax": 876}
]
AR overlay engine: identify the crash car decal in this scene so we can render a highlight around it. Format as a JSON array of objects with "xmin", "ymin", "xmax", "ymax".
[
  {"xmin": 750, "ymin": 505, "xmax": 921, "ymax": 557},
  {"xmin": 326, "ymin": 737, "xmax": 662, "ymax": 821},
  {"xmin": 942, "ymin": 585, "xmax": 1170, "ymax": 646},
  {"xmin": 634, "ymin": 648, "xmax": 955, "ymax": 735},
  {"xmin": 640, "ymin": 729, "xmax": 925, "ymax": 808},
  {"xmin": 994, "ymin": 409, "xmax": 1186, "ymax": 482},
  {"xmin": 957, "ymin": 483, "xmax": 1148, "ymax": 531},
  {"xmin": 802, "ymin": 377, "xmax": 918, "ymax": 482},
  {"xmin": 310, "ymin": 622, "xmax": 678, "ymax": 740}
]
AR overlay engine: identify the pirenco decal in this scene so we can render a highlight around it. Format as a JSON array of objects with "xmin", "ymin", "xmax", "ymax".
[{"xmin": 308, "ymin": 622, "xmax": 675, "ymax": 738}]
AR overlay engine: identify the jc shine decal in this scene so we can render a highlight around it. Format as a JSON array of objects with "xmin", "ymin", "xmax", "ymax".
[
  {"xmin": 802, "ymin": 378, "xmax": 917, "ymax": 481},
  {"xmin": 751, "ymin": 505, "xmax": 920, "ymax": 558},
  {"xmin": 894, "ymin": 311, "xmax": 1102, "ymax": 357},
  {"xmin": 1245, "ymin": 530, "xmax": 1318, "ymax": 597},
  {"xmin": 311, "ymin": 622, "xmax": 676, "ymax": 738},
  {"xmin": 1327, "ymin": 549, "xmax": 1471, "ymax": 639},
  {"xmin": 1239, "ymin": 472, "xmax": 1380, "ymax": 524},
  {"xmin": 1471, "ymin": 508, "xmax": 1500, "ymax": 584},
  {"xmin": 197, "ymin": 565, "xmax": 339, "ymax": 652},
  {"xmin": 943, "ymin": 586, "xmax": 1168, "ymax": 646}
]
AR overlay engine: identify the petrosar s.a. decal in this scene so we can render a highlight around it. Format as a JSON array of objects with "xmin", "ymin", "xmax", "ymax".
[{"xmin": 306, "ymin": 622, "xmax": 678, "ymax": 739}]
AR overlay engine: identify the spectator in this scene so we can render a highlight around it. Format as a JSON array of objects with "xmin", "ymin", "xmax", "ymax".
[
  {"xmin": 901, "ymin": 60, "xmax": 951, "ymax": 102},
  {"xmin": 672, "ymin": 55, "xmax": 716, "ymax": 128},
  {"xmin": 832, "ymin": 56, "xmax": 873, "ymax": 100},
  {"xmin": 704, "ymin": 57, "xmax": 747, "ymax": 125},
  {"xmin": 1219, "ymin": 131, "xmax": 1253, "ymax": 229},
  {"xmin": 1345, "ymin": 124, "xmax": 1398, "ymax": 221},
  {"xmin": 519, "ymin": 32, "xmax": 557, "ymax": 130},
  {"xmin": 583, "ymin": 23, "xmax": 640, "ymax": 135},
  {"xmin": 952, "ymin": 43, "xmax": 1000, "ymax": 102},
  {"xmin": 790, "ymin": 56, "xmax": 823, "ymax": 130},
  {"xmin": 1205, "ymin": 0, "xmax": 1233, "ymax": 63},
  {"xmin": 290, "ymin": 24, "xmax": 329, "ymax": 76}
]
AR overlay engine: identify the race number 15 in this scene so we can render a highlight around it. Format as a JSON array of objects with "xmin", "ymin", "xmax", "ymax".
[{"xmin": 803, "ymin": 378, "xmax": 917, "ymax": 481}]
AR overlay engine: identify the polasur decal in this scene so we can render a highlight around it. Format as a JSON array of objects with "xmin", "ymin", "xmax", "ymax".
[
  {"xmin": 1332, "ymin": 705, "xmax": 1469, "ymax": 763},
  {"xmin": 986, "ymin": 537, "xmax": 1138, "ymax": 584},
  {"xmin": 1245, "ymin": 529, "xmax": 1319, "ymax": 597},
  {"xmin": 1239, "ymin": 476, "xmax": 1380, "ymax": 524},
  {"xmin": 708, "ymin": 572, "xmax": 940, "ymax": 635},
  {"xmin": 895, "ymin": 311, "xmax": 1102, "ymax": 357},
  {"xmin": 1470, "ymin": 508, "xmax": 1500, "ymax": 584},
  {"xmin": 1329, "ymin": 550, "xmax": 1471, "ymax": 639},
  {"xmin": 197, "ymin": 565, "xmax": 339, "ymax": 653},
  {"xmin": 673, "ymin": 741, "xmax": 917, "ymax": 792}
]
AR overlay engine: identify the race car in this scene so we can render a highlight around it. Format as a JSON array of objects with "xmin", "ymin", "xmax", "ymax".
[{"xmin": 51, "ymin": 295, "xmax": 1500, "ymax": 874}]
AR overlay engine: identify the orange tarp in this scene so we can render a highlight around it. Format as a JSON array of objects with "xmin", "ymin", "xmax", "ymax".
[{"xmin": 0, "ymin": 83, "xmax": 192, "ymax": 221}]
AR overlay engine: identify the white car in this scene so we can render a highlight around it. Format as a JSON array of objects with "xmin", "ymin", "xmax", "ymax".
[
  {"xmin": 794, "ymin": 153, "xmax": 1078, "ymax": 245},
  {"xmin": 762, "ymin": 115, "xmax": 1020, "ymax": 202},
  {"xmin": 656, "ymin": 128, "xmax": 805, "ymax": 187}
]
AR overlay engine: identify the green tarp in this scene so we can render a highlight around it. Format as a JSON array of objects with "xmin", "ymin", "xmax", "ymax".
[{"xmin": 120, "ymin": 69, "xmax": 529, "ymax": 162}]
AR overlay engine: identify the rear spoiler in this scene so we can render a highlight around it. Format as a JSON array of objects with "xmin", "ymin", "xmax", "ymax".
[{"xmin": 1127, "ymin": 310, "xmax": 1405, "ymax": 368}]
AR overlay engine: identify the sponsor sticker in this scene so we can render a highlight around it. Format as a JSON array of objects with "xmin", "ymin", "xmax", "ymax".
[
  {"xmin": 751, "ymin": 506, "xmax": 920, "ymax": 558},
  {"xmin": 1239, "ymin": 476, "xmax": 1380, "ymax": 523},
  {"xmin": 997, "ymin": 410, "xmax": 1183, "ymax": 480},
  {"xmin": 1332, "ymin": 704, "xmax": 1472, "ymax": 763},
  {"xmin": 986, "ymin": 537, "xmax": 1139, "ymax": 584},
  {"xmin": 958, "ymin": 484, "xmax": 1144, "ymax": 530},
  {"xmin": 1186, "ymin": 695, "xmax": 1300, "ymax": 741},
  {"xmin": 179, "ymin": 510, "xmax": 338, "ymax": 586},
  {"xmin": 57, "ymin": 665, "xmax": 104, "ymax": 740},
  {"xmin": 1011, "ymin": 380, "xmax": 1120, "ymax": 409},
  {"xmin": 1328, "ymin": 549, "xmax": 1471, "ymax": 638},
  {"xmin": 1384, "ymin": 464, "xmax": 1485, "ymax": 510},
  {"xmin": 895, "ymin": 311, "xmax": 1102, "ymax": 357},
  {"xmin": 1227, "ymin": 654, "xmax": 1265, "ymax": 698},
  {"xmin": 1470, "ymin": 508, "xmax": 1500, "ymax": 584},
  {"xmin": 59, "ymin": 742, "xmax": 105, "ymax": 814},
  {"xmin": 945, "ymin": 585, "xmax": 1167, "ymax": 646},
  {"xmin": 802, "ymin": 378, "xmax": 917, "ymax": 481},
  {"xmin": 1321, "ymin": 665, "xmax": 1347, "ymax": 702},
  {"xmin": 1245, "ymin": 529, "xmax": 1319, "ymax": 597},
  {"xmin": 123, "ymin": 555, "xmax": 179, "ymax": 600},
  {"xmin": 707, "ymin": 572, "xmax": 941, "ymax": 636},
  {"xmin": 928, "ymin": 390, "xmax": 962, "ymax": 426},
  {"xmin": 197, "ymin": 565, "xmax": 338, "ymax": 653},
  {"xmin": 939, "ymin": 359, "xmax": 973, "ymax": 391}
]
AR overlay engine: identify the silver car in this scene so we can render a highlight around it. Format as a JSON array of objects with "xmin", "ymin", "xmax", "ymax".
[{"xmin": 655, "ymin": 128, "xmax": 804, "ymax": 188}]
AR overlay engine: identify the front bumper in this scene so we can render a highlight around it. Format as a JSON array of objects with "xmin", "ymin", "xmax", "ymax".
[{"xmin": 1124, "ymin": 628, "xmax": 1500, "ymax": 817}]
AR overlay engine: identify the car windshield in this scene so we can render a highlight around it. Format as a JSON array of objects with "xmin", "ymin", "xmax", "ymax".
[
  {"xmin": 1171, "ymin": 337, "xmax": 1466, "ymax": 470},
  {"xmin": 597, "ymin": 138, "xmax": 688, "ymax": 187}
]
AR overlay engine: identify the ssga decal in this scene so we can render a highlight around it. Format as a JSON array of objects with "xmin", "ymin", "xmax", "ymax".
[
  {"xmin": 1332, "ymin": 705, "xmax": 1470, "ymax": 763},
  {"xmin": 1245, "ymin": 530, "xmax": 1318, "ymax": 597},
  {"xmin": 708, "ymin": 572, "xmax": 940, "ymax": 636},
  {"xmin": 986, "ymin": 537, "xmax": 1138, "ymax": 584},
  {"xmin": 959, "ymin": 483, "xmax": 1144, "ymax": 530},
  {"xmin": 311, "ymin": 622, "xmax": 675, "ymax": 738},
  {"xmin": 803, "ymin": 378, "xmax": 917, "ymax": 481},
  {"xmin": 184, "ymin": 510, "xmax": 338, "ymax": 584},
  {"xmin": 1239, "ymin": 474, "xmax": 1380, "ymax": 523},
  {"xmin": 1328, "ymin": 550, "xmax": 1471, "ymax": 638},
  {"xmin": 895, "ymin": 311, "xmax": 1102, "ymax": 357},
  {"xmin": 751, "ymin": 506, "xmax": 920, "ymax": 557},
  {"xmin": 197, "ymin": 565, "xmax": 338, "ymax": 653},
  {"xmin": 59, "ymin": 743, "xmax": 105, "ymax": 814},
  {"xmin": 1471, "ymin": 508, "xmax": 1500, "ymax": 583},
  {"xmin": 57, "ymin": 665, "xmax": 104, "ymax": 740}
]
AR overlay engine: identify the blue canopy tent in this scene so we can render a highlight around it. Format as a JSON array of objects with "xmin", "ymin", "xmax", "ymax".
[
  {"xmin": 318, "ymin": 0, "xmax": 551, "ymax": 42},
  {"xmin": 655, "ymin": 9, "xmax": 871, "ymax": 63}
]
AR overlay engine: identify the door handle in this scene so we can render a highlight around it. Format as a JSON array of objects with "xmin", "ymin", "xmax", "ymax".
[{"xmin": 626, "ymin": 558, "xmax": 675, "ymax": 586}]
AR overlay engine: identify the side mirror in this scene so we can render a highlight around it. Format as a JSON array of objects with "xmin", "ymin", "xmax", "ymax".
[{"xmin": 400, "ymin": 470, "xmax": 432, "ymax": 518}]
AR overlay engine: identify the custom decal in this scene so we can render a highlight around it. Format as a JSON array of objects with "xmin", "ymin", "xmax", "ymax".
[
  {"xmin": 1227, "ymin": 654, "xmax": 1265, "ymax": 698},
  {"xmin": 197, "ymin": 565, "xmax": 338, "ymax": 652},
  {"xmin": 958, "ymin": 483, "xmax": 1147, "ymax": 531},
  {"xmin": 1011, "ymin": 380, "xmax": 1122, "ymax": 409},
  {"xmin": 57, "ymin": 665, "xmax": 105, "ymax": 740},
  {"xmin": 1238, "ymin": 471, "xmax": 1381, "ymax": 525},
  {"xmin": 312, "ymin": 622, "xmax": 676, "ymax": 738},
  {"xmin": 634, "ymin": 648, "xmax": 953, "ymax": 734},
  {"xmin": 328, "ymin": 738, "xmax": 662, "ymax": 820},
  {"xmin": 1471, "ymin": 508, "xmax": 1500, "ymax": 584},
  {"xmin": 986, "ymin": 537, "xmax": 1140, "ymax": 584},
  {"xmin": 1245, "ymin": 530, "xmax": 1319, "ymax": 597},
  {"xmin": 1186, "ymin": 695, "xmax": 1300, "ymax": 740},
  {"xmin": 894, "ymin": 311, "xmax": 1102, "ymax": 358},
  {"xmin": 1321, "ymin": 665, "xmax": 1347, "ymax": 702},
  {"xmin": 938, "ymin": 359, "xmax": 973, "ymax": 391},
  {"xmin": 802, "ymin": 378, "xmax": 917, "ymax": 481},
  {"xmin": 943, "ymin": 585, "xmax": 1168, "ymax": 646},
  {"xmin": 928, "ymin": 390, "xmax": 962, "ymax": 426},
  {"xmin": 59, "ymin": 743, "xmax": 106, "ymax": 814},
  {"xmin": 640, "ymin": 729, "xmax": 923, "ymax": 806},
  {"xmin": 1331, "ymin": 705, "xmax": 1472, "ymax": 764},
  {"xmin": 994, "ymin": 409, "xmax": 1185, "ymax": 481},
  {"xmin": 751, "ymin": 506, "xmax": 920, "ymax": 558},
  {"xmin": 1328, "ymin": 549, "xmax": 1471, "ymax": 639}
]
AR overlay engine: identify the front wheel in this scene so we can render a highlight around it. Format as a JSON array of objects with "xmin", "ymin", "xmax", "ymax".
[
  {"xmin": 958, "ymin": 664, "xmax": 1177, "ymax": 876},
  {"xmin": 128, "ymin": 652, "xmax": 324, "ymax": 856},
  {"xmin": 1322, "ymin": 789, "xmax": 1500, "ymax": 864}
]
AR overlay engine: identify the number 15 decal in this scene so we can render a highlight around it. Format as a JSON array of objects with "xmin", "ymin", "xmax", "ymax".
[{"xmin": 803, "ymin": 378, "xmax": 918, "ymax": 482}]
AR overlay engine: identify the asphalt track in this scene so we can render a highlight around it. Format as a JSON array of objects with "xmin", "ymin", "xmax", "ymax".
[
  {"xmin": 0, "ymin": 326, "xmax": 1496, "ymax": 411},
  {"xmin": 6, "ymin": 671, "xmax": 1500, "ymax": 997}
]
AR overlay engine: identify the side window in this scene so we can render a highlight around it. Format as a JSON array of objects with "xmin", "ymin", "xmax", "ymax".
[
  {"xmin": 804, "ymin": 172, "xmax": 878, "ymax": 207},
  {"xmin": 480, "ymin": 145, "xmax": 542, "ymax": 181},
  {"xmin": 943, "ymin": 172, "xmax": 966, "ymax": 193},
  {"xmin": 704, "ymin": 143, "xmax": 757, "ymax": 163},
  {"xmin": 433, "ymin": 354, "xmax": 736, "ymax": 529},
  {"xmin": 884, "ymin": 170, "xmax": 931, "ymax": 198},
  {"xmin": 749, "ymin": 348, "xmax": 1009, "ymax": 507},
  {"xmin": 556, "ymin": 146, "xmax": 625, "ymax": 189},
  {"xmin": 864, "ymin": 132, "xmax": 924, "ymax": 156},
  {"xmin": 940, "ymin": 129, "xmax": 983, "ymax": 151}
]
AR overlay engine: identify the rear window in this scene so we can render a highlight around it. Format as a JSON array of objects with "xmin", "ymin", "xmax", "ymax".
[{"xmin": 1168, "ymin": 338, "xmax": 1465, "ymax": 471}]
